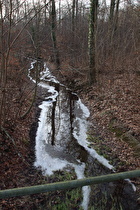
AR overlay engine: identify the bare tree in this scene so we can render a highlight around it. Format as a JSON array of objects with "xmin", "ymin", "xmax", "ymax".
[
  {"xmin": 0, "ymin": 0, "xmax": 13, "ymax": 127},
  {"xmin": 51, "ymin": 0, "xmax": 60, "ymax": 69},
  {"xmin": 72, "ymin": 0, "xmax": 76, "ymax": 33},
  {"xmin": 0, "ymin": 0, "xmax": 51, "ymax": 127},
  {"xmin": 109, "ymin": 0, "xmax": 120, "ymax": 41},
  {"xmin": 88, "ymin": 0, "xmax": 98, "ymax": 85},
  {"xmin": 114, "ymin": 0, "xmax": 120, "ymax": 30},
  {"xmin": 109, "ymin": 0, "xmax": 116, "ymax": 24}
]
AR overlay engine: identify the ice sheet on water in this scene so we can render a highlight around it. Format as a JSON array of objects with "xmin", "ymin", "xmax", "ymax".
[
  {"xmin": 73, "ymin": 115, "xmax": 113, "ymax": 170},
  {"xmin": 29, "ymin": 60, "xmax": 113, "ymax": 210}
]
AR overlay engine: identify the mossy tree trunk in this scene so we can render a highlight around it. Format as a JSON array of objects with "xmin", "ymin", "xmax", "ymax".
[
  {"xmin": 51, "ymin": 0, "xmax": 60, "ymax": 70},
  {"xmin": 88, "ymin": 0, "xmax": 98, "ymax": 85}
]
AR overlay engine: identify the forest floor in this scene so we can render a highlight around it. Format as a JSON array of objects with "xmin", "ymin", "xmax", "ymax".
[
  {"xmin": 55, "ymin": 66, "xmax": 140, "ymax": 171},
  {"xmin": 52, "ymin": 63, "xmax": 140, "ymax": 195},
  {"xmin": 0, "ymin": 60, "xmax": 140, "ymax": 209}
]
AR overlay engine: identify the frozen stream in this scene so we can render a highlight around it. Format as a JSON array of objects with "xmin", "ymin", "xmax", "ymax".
[{"xmin": 28, "ymin": 60, "xmax": 138, "ymax": 210}]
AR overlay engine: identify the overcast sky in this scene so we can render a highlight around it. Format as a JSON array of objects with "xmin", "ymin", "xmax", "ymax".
[
  {"xmin": 55, "ymin": 0, "xmax": 139, "ymax": 8},
  {"xmin": 28, "ymin": 0, "xmax": 139, "ymax": 8}
]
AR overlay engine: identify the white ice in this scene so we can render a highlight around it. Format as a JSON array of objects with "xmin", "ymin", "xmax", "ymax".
[{"xmin": 28, "ymin": 60, "xmax": 114, "ymax": 210}]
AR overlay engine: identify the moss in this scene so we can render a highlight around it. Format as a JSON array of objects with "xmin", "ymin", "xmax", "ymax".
[
  {"xmin": 87, "ymin": 134, "xmax": 100, "ymax": 143},
  {"xmin": 37, "ymin": 169, "xmax": 82, "ymax": 209},
  {"xmin": 50, "ymin": 188, "xmax": 83, "ymax": 210},
  {"xmin": 133, "ymin": 144, "xmax": 140, "ymax": 158},
  {"xmin": 89, "ymin": 189, "xmax": 123, "ymax": 210},
  {"xmin": 99, "ymin": 109, "xmax": 115, "ymax": 117},
  {"xmin": 86, "ymin": 132, "xmax": 129, "ymax": 171},
  {"xmin": 109, "ymin": 117, "xmax": 128, "ymax": 136},
  {"xmin": 87, "ymin": 133, "xmax": 114, "ymax": 165},
  {"xmin": 22, "ymin": 138, "xmax": 29, "ymax": 145},
  {"xmin": 109, "ymin": 122, "xmax": 127, "ymax": 137},
  {"xmin": 109, "ymin": 118, "xmax": 139, "ymax": 156},
  {"xmin": 121, "ymin": 132, "xmax": 139, "ymax": 147}
]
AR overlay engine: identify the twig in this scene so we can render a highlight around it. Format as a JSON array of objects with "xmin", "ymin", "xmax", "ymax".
[
  {"xmin": 1, "ymin": 126, "xmax": 29, "ymax": 166},
  {"xmin": 68, "ymin": 66, "xmax": 87, "ymax": 75}
]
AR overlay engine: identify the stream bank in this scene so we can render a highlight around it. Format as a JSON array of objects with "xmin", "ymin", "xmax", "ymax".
[
  {"xmin": 48, "ymin": 61, "xmax": 140, "ymax": 199},
  {"xmin": 29, "ymin": 59, "xmax": 140, "ymax": 210},
  {"xmin": 1, "ymin": 59, "xmax": 139, "ymax": 210}
]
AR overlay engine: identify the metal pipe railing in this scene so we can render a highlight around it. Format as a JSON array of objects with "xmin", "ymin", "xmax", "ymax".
[{"xmin": 0, "ymin": 170, "xmax": 140, "ymax": 199}]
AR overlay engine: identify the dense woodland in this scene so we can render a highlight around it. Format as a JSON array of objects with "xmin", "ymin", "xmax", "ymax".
[
  {"xmin": 0, "ymin": 0, "xmax": 140, "ymax": 209},
  {"xmin": 0, "ymin": 0, "xmax": 139, "ymax": 127}
]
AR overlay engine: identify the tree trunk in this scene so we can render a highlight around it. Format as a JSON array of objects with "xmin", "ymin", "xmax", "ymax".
[
  {"xmin": 72, "ymin": 0, "xmax": 76, "ymax": 33},
  {"xmin": 0, "ymin": 0, "xmax": 12, "ymax": 127},
  {"xmin": 109, "ymin": 0, "xmax": 116, "ymax": 24},
  {"xmin": 114, "ymin": 0, "xmax": 120, "ymax": 31},
  {"xmin": 109, "ymin": 0, "xmax": 120, "ymax": 41},
  {"xmin": 58, "ymin": 0, "xmax": 61, "ymax": 28},
  {"xmin": 51, "ymin": 0, "xmax": 60, "ymax": 69},
  {"xmin": 88, "ymin": 0, "xmax": 98, "ymax": 85}
]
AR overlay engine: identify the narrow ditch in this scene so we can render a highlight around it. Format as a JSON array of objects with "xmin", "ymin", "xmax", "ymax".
[{"xmin": 29, "ymin": 59, "xmax": 139, "ymax": 210}]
